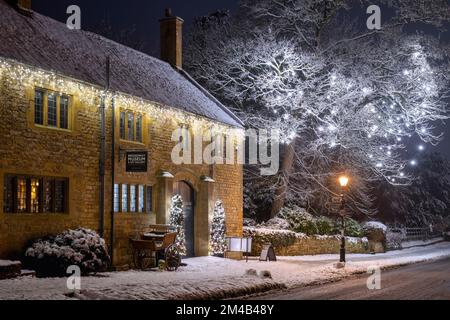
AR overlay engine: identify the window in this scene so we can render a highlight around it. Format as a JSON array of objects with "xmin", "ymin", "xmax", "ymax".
[
  {"xmin": 60, "ymin": 95, "xmax": 69, "ymax": 129},
  {"xmin": 120, "ymin": 110, "xmax": 143, "ymax": 142},
  {"xmin": 3, "ymin": 175, "xmax": 68, "ymax": 214},
  {"xmin": 113, "ymin": 184, "xmax": 119, "ymax": 213},
  {"xmin": 130, "ymin": 185, "xmax": 136, "ymax": 212},
  {"xmin": 127, "ymin": 113, "xmax": 135, "ymax": 141},
  {"xmin": 121, "ymin": 184, "xmax": 128, "ymax": 212},
  {"xmin": 34, "ymin": 90, "xmax": 44, "ymax": 125},
  {"xmin": 136, "ymin": 114, "xmax": 142, "ymax": 142},
  {"xmin": 138, "ymin": 185, "xmax": 144, "ymax": 212},
  {"xmin": 47, "ymin": 92, "xmax": 57, "ymax": 127},
  {"xmin": 30, "ymin": 178, "xmax": 40, "ymax": 213},
  {"xmin": 146, "ymin": 186, "xmax": 153, "ymax": 213},
  {"xmin": 113, "ymin": 184, "xmax": 151, "ymax": 213},
  {"xmin": 34, "ymin": 89, "xmax": 71, "ymax": 129},
  {"xmin": 120, "ymin": 112, "xmax": 125, "ymax": 139}
]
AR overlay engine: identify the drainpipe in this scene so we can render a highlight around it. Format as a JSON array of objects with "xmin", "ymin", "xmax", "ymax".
[
  {"xmin": 110, "ymin": 94, "xmax": 115, "ymax": 265},
  {"xmin": 99, "ymin": 57, "xmax": 109, "ymax": 237}
]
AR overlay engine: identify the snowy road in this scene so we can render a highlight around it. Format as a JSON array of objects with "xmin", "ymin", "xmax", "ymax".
[{"xmin": 251, "ymin": 258, "xmax": 450, "ymax": 300}]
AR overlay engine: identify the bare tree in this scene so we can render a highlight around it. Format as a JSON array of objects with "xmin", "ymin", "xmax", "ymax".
[{"xmin": 185, "ymin": 0, "xmax": 450, "ymax": 219}]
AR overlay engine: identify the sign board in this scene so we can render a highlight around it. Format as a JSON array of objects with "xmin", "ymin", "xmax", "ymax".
[
  {"xmin": 259, "ymin": 244, "xmax": 277, "ymax": 262},
  {"xmin": 126, "ymin": 151, "xmax": 148, "ymax": 172}
]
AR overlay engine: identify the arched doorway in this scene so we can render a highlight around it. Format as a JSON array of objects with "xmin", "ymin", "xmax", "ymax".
[{"xmin": 173, "ymin": 181, "xmax": 195, "ymax": 257}]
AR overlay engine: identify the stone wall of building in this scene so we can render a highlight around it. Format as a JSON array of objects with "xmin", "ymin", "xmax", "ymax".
[{"xmin": 0, "ymin": 63, "xmax": 244, "ymax": 266}]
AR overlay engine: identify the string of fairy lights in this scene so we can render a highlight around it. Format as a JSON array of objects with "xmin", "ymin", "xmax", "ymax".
[{"xmin": 0, "ymin": 57, "xmax": 244, "ymax": 144}]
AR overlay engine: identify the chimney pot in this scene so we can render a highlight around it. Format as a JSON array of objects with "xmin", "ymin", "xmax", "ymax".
[{"xmin": 165, "ymin": 8, "xmax": 172, "ymax": 17}]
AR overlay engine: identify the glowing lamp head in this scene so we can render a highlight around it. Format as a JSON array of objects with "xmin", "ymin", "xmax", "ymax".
[{"xmin": 339, "ymin": 176, "xmax": 349, "ymax": 188}]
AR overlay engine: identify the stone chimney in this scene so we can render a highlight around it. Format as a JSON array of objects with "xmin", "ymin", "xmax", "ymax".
[
  {"xmin": 160, "ymin": 8, "xmax": 184, "ymax": 69},
  {"xmin": 7, "ymin": 0, "xmax": 32, "ymax": 14}
]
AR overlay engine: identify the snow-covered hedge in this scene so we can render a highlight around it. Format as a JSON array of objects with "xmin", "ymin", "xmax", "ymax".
[
  {"xmin": 243, "ymin": 227, "xmax": 307, "ymax": 248},
  {"xmin": 268, "ymin": 206, "xmax": 364, "ymax": 237},
  {"xmin": 363, "ymin": 221, "xmax": 387, "ymax": 233},
  {"xmin": 24, "ymin": 228, "xmax": 110, "ymax": 277}
]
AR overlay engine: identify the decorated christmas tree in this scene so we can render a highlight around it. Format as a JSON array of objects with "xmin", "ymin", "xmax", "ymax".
[
  {"xmin": 210, "ymin": 200, "xmax": 227, "ymax": 257},
  {"xmin": 169, "ymin": 194, "xmax": 186, "ymax": 256}
]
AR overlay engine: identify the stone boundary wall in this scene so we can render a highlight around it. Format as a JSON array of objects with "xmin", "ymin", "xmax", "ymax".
[{"xmin": 244, "ymin": 227, "xmax": 370, "ymax": 256}]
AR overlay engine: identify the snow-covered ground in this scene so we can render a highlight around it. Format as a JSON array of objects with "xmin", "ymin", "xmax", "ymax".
[{"xmin": 0, "ymin": 242, "xmax": 449, "ymax": 300}]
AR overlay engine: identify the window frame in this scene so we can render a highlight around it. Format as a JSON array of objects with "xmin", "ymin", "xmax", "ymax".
[
  {"xmin": 3, "ymin": 174, "xmax": 69, "ymax": 214},
  {"xmin": 33, "ymin": 88, "xmax": 72, "ymax": 131},
  {"xmin": 119, "ymin": 109, "xmax": 144, "ymax": 143},
  {"xmin": 113, "ymin": 183, "xmax": 153, "ymax": 214}
]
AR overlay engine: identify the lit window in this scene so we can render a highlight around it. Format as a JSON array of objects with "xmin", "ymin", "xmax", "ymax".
[
  {"xmin": 17, "ymin": 177, "xmax": 27, "ymax": 213},
  {"xmin": 4, "ymin": 175, "xmax": 68, "ymax": 214},
  {"xmin": 30, "ymin": 178, "xmax": 40, "ymax": 213}
]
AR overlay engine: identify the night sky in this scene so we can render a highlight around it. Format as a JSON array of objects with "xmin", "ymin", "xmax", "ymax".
[{"xmin": 32, "ymin": 0, "xmax": 450, "ymax": 160}]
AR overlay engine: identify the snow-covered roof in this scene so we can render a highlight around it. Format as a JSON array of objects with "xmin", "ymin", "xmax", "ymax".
[{"xmin": 0, "ymin": 1, "xmax": 243, "ymax": 128}]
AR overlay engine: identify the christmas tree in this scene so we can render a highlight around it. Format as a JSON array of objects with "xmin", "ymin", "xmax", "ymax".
[
  {"xmin": 210, "ymin": 200, "xmax": 227, "ymax": 257},
  {"xmin": 169, "ymin": 194, "xmax": 186, "ymax": 256}
]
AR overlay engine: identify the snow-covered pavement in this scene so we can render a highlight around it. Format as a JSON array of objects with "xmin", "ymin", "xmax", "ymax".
[{"xmin": 0, "ymin": 242, "xmax": 449, "ymax": 300}]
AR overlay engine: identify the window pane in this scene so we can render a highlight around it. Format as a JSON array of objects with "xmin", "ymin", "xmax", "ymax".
[
  {"xmin": 17, "ymin": 177, "xmax": 27, "ymax": 213},
  {"xmin": 60, "ymin": 95, "xmax": 69, "ymax": 129},
  {"xmin": 130, "ymin": 185, "xmax": 136, "ymax": 212},
  {"xmin": 136, "ymin": 114, "xmax": 142, "ymax": 142},
  {"xmin": 30, "ymin": 178, "xmax": 40, "ymax": 213},
  {"xmin": 113, "ymin": 184, "xmax": 119, "ymax": 213},
  {"xmin": 146, "ymin": 186, "xmax": 152, "ymax": 213},
  {"xmin": 43, "ymin": 179, "xmax": 54, "ymax": 213},
  {"xmin": 3, "ymin": 176, "xmax": 14, "ymax": 213},
  {"xmin": 47, "ymin": 92, "xmax": 57, "ymax": 127},
  {"xmin": 138, "ymin": 185, "xmax": 144, "ymax": 212},
  {"xmin": 120, "ymin": 112, "xmax": 125, "ymax": 139},
  {"xmin": 121, "ymin": 184, "xmax": 128, "ymax": 212},
  {"xmin": 127, "ymin": 113, "xmax": 134, "ymax": 141},
  {"xmin": 34, "ymin": 90, "xmax": 44, "ymax": 125},
  {"xmin": 54, "ymin": 179, "xmax": 66, "ymax": 212}
]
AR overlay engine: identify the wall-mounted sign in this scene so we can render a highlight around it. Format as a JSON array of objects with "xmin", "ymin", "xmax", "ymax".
[{"xmin": 126, "ymin": 151, "xmax": 148, "ymax": 172}]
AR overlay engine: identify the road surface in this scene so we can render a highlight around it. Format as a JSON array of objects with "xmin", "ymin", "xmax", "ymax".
[{"xmin": 252, "ymin": 258, "xmax": 450, "ymax": 300}]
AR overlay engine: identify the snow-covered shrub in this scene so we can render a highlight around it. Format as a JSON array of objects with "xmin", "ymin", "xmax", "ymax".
[
  {"xmin": 315, "ymin": 216, "xmax": 335, "ymax": 235},
  {"xmin": 340, "ymin": 218, "xmax": 365, "ymax": 238},
  {"xmin": 363, "ymin": 221, "xmax": 388, "ymax": 234},
  {"xmin": 243, "ymin": 218, "xmax": 257, "ymax": 227},
  {"xmin": 261, "ymin": 217, "xmax": 291, "ymax": 230},
  {"xmin": 170, "ymin": 194, "xmax": 186, "ymax": 256},
  {"xmin": 363, "ymin": 221, "xmax": 387, "ymax": 252},
  {"xmin": 24, "ymin": 228, "xmax": 110, "ymax": 277},
  {"xmin": 278, "ymin": 206, "xmax": 318, "ymax": 235},
  {"xmin": 386, "ymin": 228, "xmax": 406, "ymax": 250},
  {"xmin": 210, "ymin": 200, "xmax": 227, "ymax": 257}
]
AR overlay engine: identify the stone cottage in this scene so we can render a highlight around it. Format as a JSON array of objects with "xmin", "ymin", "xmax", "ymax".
[{"xmin": 0, "ymin": 0, "xmax": 244, "ymax": 265}]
